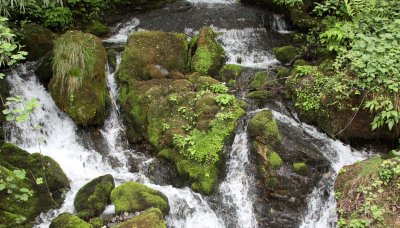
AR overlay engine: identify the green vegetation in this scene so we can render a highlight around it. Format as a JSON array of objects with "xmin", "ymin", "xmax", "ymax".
[
  {"xmin": 335, "ymin": 157, "xmax": 400, "ymax": 227},
  {"xmin": 114, "ymin": 208, "xmax": 166, "ymax": 228},
  {"xmin": 268, "ymin": 152, "xmax": 282, "ymax": 170},
  {"xmin": 49, "ymin": 212, "xmax": 92, "ymax": 228},
  {"xmin": 74, "ymin": 175, "xmax": 115, "ymax": 220},
  {"xmin": 110, "ymin": 182, "xmax": 169, "ymax": 215},
  {"xmin": 273, "ymin": 45, "xmax": 299, "ymax": 64},
  {"xmin": 219, "ymin": 64, "xmax": 243, "ymax": 85},
  {"xmin": 293, "ymin": 162, "xmax": 308, "ymax": 175}
]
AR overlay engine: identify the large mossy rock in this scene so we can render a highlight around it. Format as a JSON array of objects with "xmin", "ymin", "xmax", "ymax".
[
  {"xmin": 50, "ymin": 213, "xmax": 92, "ymax": 228},
  {"xmin": 190, "ymin": 27, "xmax": 225, "ymax": 76},
  {"xmin": 19, "ymin": 23, "xmax": 56, "ymax": 61},
  {"xmin": 115, "ymin": 208, "xmax": 166, "ymax": 228},
  {"xmin": 286, "ymin": 65, "xmax": 398, "ymax": 142},
  {"xmin": 0, "ymin": 143, "xmax": 70, "ymax": 226},
  {"xmin": 273, "ymin": 45, "xmax": 300, "ymax": 64},
  {"xmin": 117, "ymin": 30, "xmax": 244, "ymax": 194},
  {"xmin": 110, "ymin": 182, "xmax": 169, "ymax": 215},
  {"xmin": 335, "ymin": 157, "xmax": 400, "ymax": 227},
  {"xmin": 118, "ymin": 31, "xmax": 188, "ymax": 81},
  {"xmin": 219, "ymin": 64, "xmax": 243, "ymax": 86},
  {"xmin": 49, "ymin": 31, "xmax": 107, "ymax": 126},
  {"xmin": 74, "ymin": 174, "xmax": 115, "ymax": 220}
]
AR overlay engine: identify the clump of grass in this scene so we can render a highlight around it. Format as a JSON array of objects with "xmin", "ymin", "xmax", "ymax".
[{"xmin": 52, "ymin": 31, "xmax": 96, "ymax": 98}]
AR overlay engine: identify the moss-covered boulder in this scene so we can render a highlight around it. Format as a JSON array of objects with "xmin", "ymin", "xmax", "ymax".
[
  {"xmin": 50, "ymin": 213, "xmax": 92, "ymax": 228},
  {"xmin": 74, "ymin": 174, "xmax": 115, "ymax": 220},
  {"xmin": 335, "ymin": 157, "xmax": 400, "ymax": 227},
  {"xmin": 248, "ymin": 110, "xmax": 281, "ymax": 146},
  {"xmin": 19, "ymin": 23, "xmax": 56, "ymax": 61},
  {"xmin": 117, "ymin": 30, "xmax": 244, "ymax": 194},
  {"xmin": 293, "ymin": 162, "xmax": 308, "ymax": 175},
  {"xmin": 219, "ymin": 64, "xmax": 243, "ymax": 86},
  {"xmin": 49, "ymin": 31, "xmax": 108, "ymax": 126},
  {"xmin": 0, "ymin": 143, "xmax": 70, "ymax": 226},
  {"xmin": 286, "ymin": 65, "xmax": 397, "ymax": 142},
  {"xmin": 114, "ymin": 208, "xmax": 166, "ymax": 228},
  {"xmin": 190, "ymin": 27, "xmax": 225, "ymax": 76},
  {"xmin": 110, "ymin": 182, "xmax": 169, "ymax": 215},
  {"xmin": 118, "ymin": 31, "xmax": 188, "ymax": 81},
  {"xmin": 273, "ymin": 45, "xmax": 300, "ymax": 64}
]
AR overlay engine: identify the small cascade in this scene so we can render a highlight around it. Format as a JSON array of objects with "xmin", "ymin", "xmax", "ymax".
[
  {"xmin": 271, "ymin": 14, "xmax": 292, "ymax": 34},
  {"xmin": 104, "ymin": 17, "xmax": 140, "ymax": 43},
  {"xmin": 184, "ymin": 0, "xmax": 236, "ymax": 5},
  {"xmin": 216, "ymin": 27, "xmax": 279, "ymax": 68},
  {"xmin": 219, "ymin": 120, "xmax": 256, "ymax": 228}
]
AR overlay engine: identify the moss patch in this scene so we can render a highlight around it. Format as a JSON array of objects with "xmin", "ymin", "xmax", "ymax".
[
  {"xmin": 49, "ymin": 30, "xmax": 108, "ymax": 126},
  {"xmin": 49, "ymin": 213, "xmax": 92, "ymax": 228},
  {"xmin": 273, "ymin": 45, "xmax": 299, "ymax": 64},
  {"xmin": 110, "ymin": 182, "xmax": 169, "ymax": 215},
  {"xmin": 293, "ymin": 162, "xmax": 308, "ymax": 175},
  {"xmin": 114, "ymin": 208, "xmax": 166, "ymax": 228}
]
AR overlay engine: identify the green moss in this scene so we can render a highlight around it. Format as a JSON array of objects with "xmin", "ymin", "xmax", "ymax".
[
  {"xmin": 49, "ymin": 31, "xmax": 107, "ymax": 126},
  {"xmin": 273, "ymin": 46, "xmax": 299, "ymax": 64},
  {"xmin": 19, "ymin": 22, "xmax": 56, "ymax": 61},
  {"xmin": 246, "ymin": 91, "xmax": 272, "ymax": 100},
  {"xmin": 88, "ymin": 217, "xmax": 104, "ymax": 228},
  {"xmin": 110, "ymin": 182, "xmax": 169, "ymax": 215},
  {"xmin": 293, "ymin": 162, "xmax": 308, "ymax": 175},
  {"xmin": 220, "ymin": 64, "xmax": 243, "ymax": 83},
  {"xmin": 117, "ymin": 31, "xmax": 188, "ymax": 81},
  {"xmin": 74, "ymin": 175, "xmax": 115, "ymax": 220},
  {"xmin": 268, "ymin": 152, "xmax": 282, "ymax": 169},
  {"xmin": 276, "ymin": 66, "xmax": 290, "ymax": 79},
  {"xmin": 106, "ymin": 48, "xmax": 117, "ymax": 71},
  {"xmin": 114, "ymin": 208, "xmax": 166, "ymax": 228},
  {"xmin": 89, "ymin": 21, "xmax": 109, "ymax": 37},
  {"xmin": 248, "ymin": 110, "xmax": 281, "ymax": 146},
  {"xmin": 293, "ymin": 59, "xmax": 308, "ymax": 67},
  {"xmin": 191, "ymin": 27, "xmax": 225, "ymax": 76},
  {"xmin": 49, "ymin": 213, "xmax": 92, "ymax": 228}
]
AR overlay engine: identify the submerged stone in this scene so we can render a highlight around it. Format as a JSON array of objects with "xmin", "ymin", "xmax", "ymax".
[{"xmin": 49, "ymin": 31, "xmax": 108, "ymax": 126}]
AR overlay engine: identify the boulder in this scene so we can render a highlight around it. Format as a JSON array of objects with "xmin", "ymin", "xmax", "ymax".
[
  {"xmin": 74, "ymin": 174, "xmax": 115, "ymax": 220},
  {"xmin": 114, "ymin": 208, "xmax": 166, "ymax": 228},
  {"xmin": 335, "ymin": 157, "xmax": 400, "ymax": 227},
  {"xmin": 273, "ymin": 45, "xmax": 300, "ymax": 64},
  {"xmin": 190, "ymin": 27, "xmax": 225, "ymax": 76},
  {"xmin": 110, "ymin": 182, "xmax": 169, "ymax": 215},
  {"xmin": 19, "ymin": 23, "xmax": 56, "ymax": 61},
  {"xmin": 49, "ymin": 31, "xmax": 108, "ymax": 126},
  {"xmin": 117, "ymin": 31, "xmax": 188, "ymax": 81},
  {"xmin": 50, "ymin": 213, "xmax": 92, "ymax": 228},
  {"xmin": 219, "ymin": 64, "xmax": 243, "ymax": 86},
  {"xmin": 0, "ymin": 143, "xmax": 69, "ymax": 226}
]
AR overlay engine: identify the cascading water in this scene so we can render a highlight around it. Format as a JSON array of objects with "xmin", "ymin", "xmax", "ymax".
[
  {"xmin": 5, "ymin": 60, "xmax": 224, "ymax": 227},
  {"xmin": 271, "ymin": 14, "xmax": 292, "ymax": 34}
]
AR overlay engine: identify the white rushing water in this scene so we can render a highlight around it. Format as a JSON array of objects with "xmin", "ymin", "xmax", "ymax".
[
  {"xmin": 5, "ymin": 62, "xmax": 224, "ymax": 228},
  {"xmin": 104, "ymin": 17, "xmax": 140, "ymax": 43},
  {"xmin": 219, "ymin": 123, "xmax": 257, "ymax": 228},
  {"xmin": 271, "ymin": 14, "xmax": 293, "ymax": 34},
  {"xmin": 216, "ymin": 27, "xmax": 279, "ymax": 69},
  {"xmin": 185, "ymin": 0, "xmax": 236, "ymax": 5}
]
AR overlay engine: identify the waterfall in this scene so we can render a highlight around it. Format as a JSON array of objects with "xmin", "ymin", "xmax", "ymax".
[
  {"xmin": 219, "ymin": 121, "xmax": 257, "ymax": 228},
  {"xmin": 271, "ymin": 14, "xmax": 292, "ymax": 34},
  {"xmin": 5, "ymin": 61, "xmax": 224, "ymax": 228}
]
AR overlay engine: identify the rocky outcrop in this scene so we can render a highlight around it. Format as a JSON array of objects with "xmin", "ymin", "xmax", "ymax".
[
  {"xmin": 50, "ymin": 213, "xmax": 92, "ymax": 228},
  {"xmin": 335, "ymin": 157, "xmax": 400, "ymax": 227},
  {"xmin": 49, "ymin": 31, "xmax": 108, "ymax": 126},
  {"xmin": 74, "ymin": 174, "xmax": 115, "ymax": 220},
  {"xmin": 19, "ymin": 23, "xmax": 56, "ymax": 61},
  {"xmin": 110, "ymin": 182, "xmax": 169, "ymax": 215},
  {"xmin": 0, "ymin": 143, "xmax": 69, "ymax": 227},
  {"xmin": 117, "ymin": 30, "xmax": 244, "ymax": 194}
]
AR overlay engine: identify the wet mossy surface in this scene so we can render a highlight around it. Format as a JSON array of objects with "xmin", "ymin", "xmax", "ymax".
[
  {"xmin": 74, "ymin": 174, "xmax": 115, "ymax": 220},
  {"xmin": 49, "ymin": 31, "xmax": 108, "ymax": 126},
  {"xmin": 114, "ymin": 208, "xmax": 166, "ymax": 228},
  {"xmin": 50, "ymin": 213, "xmax": 92, "ymax": 228},
  {"xmin": 0, "ymin": 143, "xmax": 69, "ymax": 227},
  {"xmin": 110, "ymin": 181, "xmax": 169, "ymax": 215},
  {"xmin": 117, "ymin": 30, "xmax": 244, "ymax": 194},
  {"xmin": 273, "ymin": 45, "xmax": 299, "ymax": 64}
]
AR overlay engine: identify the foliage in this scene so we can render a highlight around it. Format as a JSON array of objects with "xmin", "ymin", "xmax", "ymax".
[
  {"xmin": 43, "ymin": 7, "xmax": 72, "ymax": 29},
  {"xmin": 268, "ymin": 152, "xmax": 282, "ymax": 169},
  {"xmin": 273, "ymin": 0, "xmax": 302, "ymax": 6},
  {"xmin": 214, "ymin": 94, "xmax": 235, "ymax": 106},
  {"xmin": 2, "ymin": 96, "xmax": 39, "ymax": 122}
]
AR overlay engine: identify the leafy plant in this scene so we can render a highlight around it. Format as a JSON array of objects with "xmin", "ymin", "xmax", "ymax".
[{"xmin": 214, "ymin": 94, "xmax": 235, "ymax": 106}]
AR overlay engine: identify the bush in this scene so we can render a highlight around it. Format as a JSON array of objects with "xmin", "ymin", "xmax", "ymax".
[{"xmin": 44, "ymin": 7, "xmax": 73, "ymax": 30}]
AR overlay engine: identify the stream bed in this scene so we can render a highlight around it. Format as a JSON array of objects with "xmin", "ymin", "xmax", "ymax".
[{"xmin": 5, "ymin": 0, "xmax": 370, "ymax": 227}]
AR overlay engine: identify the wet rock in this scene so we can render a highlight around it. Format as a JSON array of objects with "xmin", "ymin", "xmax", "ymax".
[
  {"xmin": 114, "ymin": 208, "xmax": 166, "ymax": 228},
  {"xmin": 0, "ymin": 143, "xmax": 69, "ymax": 226},
  {"xmin": 219, "ymin": 64, "xmax": 243, "ymax": 86},
  {"xmin": 50, "ymin": 213, "xmax": 92, "ymax": 228},
  {"xmin": 49, "ymin": 31, "xmax": 108, "ymax": 126},
  {"xmin": 190, "ymin": 27, "xmax": 225, "ymax": 76},
  {"xmin": 107, "ymin": 48, "xmax": 117, "ymax": 73},
  {"xmin": 110, "ymin": 181, "xmax": 169, "ymax": 215},
  {"xmin": 74, "ymin": 174, "xmax": 115, "ymax": 220},
  {"xmin": 34, "ymin": 52, "xmax": 53, "ymax": 88},
  {"xmin": 273, "ymin": 45, "xmax": 300, "ymax": 64},
  {"xmin": 19, "ymin": 23, "xmax": 56, "ymax": 61}
]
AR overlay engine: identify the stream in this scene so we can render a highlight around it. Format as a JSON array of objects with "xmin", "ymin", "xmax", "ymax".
[{"xmin": 4, "ymin": 0, "xmax": 369, "ymax": 227}]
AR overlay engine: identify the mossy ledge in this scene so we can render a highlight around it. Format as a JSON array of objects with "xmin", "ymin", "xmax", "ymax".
[
  {"xmin": 117, "ymin": 30, "xmax": 244, "ymax": 194},
  {"xmin": 49, "ymin": 30, "xmax": 108, "ymax": 126}
]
